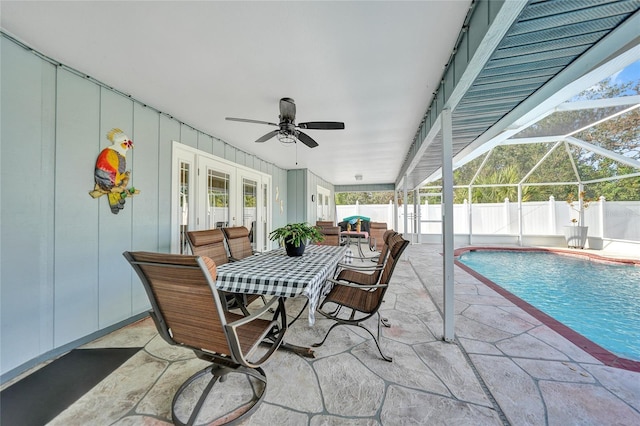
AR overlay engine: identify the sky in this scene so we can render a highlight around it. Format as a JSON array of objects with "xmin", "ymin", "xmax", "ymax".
[{"xmin": 610, "ymin": 59, "xmax": 640, "ymax": 85}]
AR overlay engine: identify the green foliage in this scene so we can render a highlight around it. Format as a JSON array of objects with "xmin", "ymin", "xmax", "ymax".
[
  {"xmin": 269, "ymin": 223, "xmax": 324, "ymax": 247},
  {"xmin": 426, "ymin": 77, "xmax": 640, "ymax": 203},
  {"xmin": 335, "ymin": 191, "xmax": 418, "ymax": 205}
]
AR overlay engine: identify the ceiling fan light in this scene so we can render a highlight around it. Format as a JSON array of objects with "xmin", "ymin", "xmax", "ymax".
[{"xmin": 277, "ymin": 131, "xmax": 296, "ymax": 144}]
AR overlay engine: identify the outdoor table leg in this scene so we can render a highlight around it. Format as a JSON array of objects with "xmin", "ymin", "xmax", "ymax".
[{"xmin": 260, "ymin": 297, "xmax": 317, "ymax": 358}]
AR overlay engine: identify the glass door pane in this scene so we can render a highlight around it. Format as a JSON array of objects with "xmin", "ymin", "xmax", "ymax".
[
  {"xmin": 243, "ymin": 178, "xmax": 258, "ymax": 251},
  {"xmin": 317, "ymin": 193, "xmax": 324, "ymax": 221},
  {"xmin": 324, "ymin": 193, "xmax": 329, "ymax": 220},
  {"xmin": 207, "ymin": 170, "xmax": 230, "ymax": 229},
  {"xmin": 263, "ymin": 183, "xmax": 269, "ymax": 252},
  {"xmin": 317, "ymin": 185, "xmax": 331, "ymax": 221},
  {"xmin": 199, "ymin": 157, "xmax": 236, "ymax": 230},
  {"xmin": 179, "ymin": 161, "xmax": 191, "ymax": 254}
]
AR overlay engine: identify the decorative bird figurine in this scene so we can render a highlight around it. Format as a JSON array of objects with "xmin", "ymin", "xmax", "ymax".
[{"xmin": 89, "ymin": 128, "xmax": 139, "ymax": 214}]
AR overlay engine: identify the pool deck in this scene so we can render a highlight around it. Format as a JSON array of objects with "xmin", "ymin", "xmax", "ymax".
[
  {"xmin": 454, "ymin": 245, "xmax": 640, "ymax": 371},
  {"xmin": 5, "ymin": 243, "xmax": 640, "ymax": 425}
]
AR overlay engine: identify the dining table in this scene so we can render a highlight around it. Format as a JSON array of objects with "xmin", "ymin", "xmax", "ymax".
[
  {"xmin": 215, "ymin": 244, "xmax": 348, "ymax": 357},
  {"xmin": 215, "ymin": 244, "xmax": 348, "ymax": 323}
]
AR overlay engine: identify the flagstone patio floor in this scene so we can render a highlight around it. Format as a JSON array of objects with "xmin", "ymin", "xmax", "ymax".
[{"xmin": 15, "ymin": 243, "xmax": 640, "ymax": 425}]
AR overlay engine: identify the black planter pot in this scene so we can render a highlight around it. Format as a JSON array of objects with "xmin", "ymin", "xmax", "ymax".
[{"xmin": 285, "ymin": 241, "xmax": 306, "ymax": 257}]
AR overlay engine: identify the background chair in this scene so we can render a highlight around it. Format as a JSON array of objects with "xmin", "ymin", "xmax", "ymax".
[
  {"xmin": 222, "ymin": 226, "xmax": 256, "ymax": 261},
  {"xmin": 335, "ymin": 230, "xmax": 397, "ymax": 284},
  {"xmin": 368, "ymin": 222, "xmax": 388, "ymax": 251},
  {"xmin": 123, "ymin": 251, "xmax": 286, "ymax": 426},
  {"xmin": 187, "ymin": 229, "xmax": 262, "ymax": 313},
  {"xmin": 316, "ymin": 220, "xmax": 334, "ymax": 228},
  {"xmin": 313, "ymin": 233, "xmax": 409, "ymax": 361},
  {"xmin": 186, "ymin": 228, "xmax": 229, "ymax": 265},
  {"xmin": 316, "ymin": 226, "xmax": 340, "ymax": 246}
]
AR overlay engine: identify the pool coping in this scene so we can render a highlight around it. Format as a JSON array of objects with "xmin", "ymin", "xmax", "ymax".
[{"xmin": 453, "ymin": 246, "xmax": 640, "ymax": 373}]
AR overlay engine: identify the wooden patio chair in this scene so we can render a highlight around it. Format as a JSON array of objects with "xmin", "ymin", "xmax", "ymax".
[
  {"xmin": 222, "ymin": 226, "xmax": 257, "ymax": 261},
  {"xmin": 368, "ymin": 222, "xmax": 388, "ymax": 251},
  {"xmin": 316, "ymin": 220, "xmax": 334, "ymax": 228},
  {"xmin": 316, "ymin": 226, "xmax": 340, "ymax": 246},
  {"xmin": 187, "ymin": 229, "xmax": 262, "ymax": 313},
  {"xmin": 340, "ymin": 229, "xmax": 396, "ymax": 265},
  {"xmin": 123, "ymin": 251, "xmax": 286, "ymax": 426},
  {"xmin": 313, "ymin": 233, "xmax": 409, "ymax": 361}
]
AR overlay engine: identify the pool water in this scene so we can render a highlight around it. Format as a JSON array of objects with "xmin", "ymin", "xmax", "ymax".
[{"xmin": 457, "ymin": 250, "xmax": 640, "ymax": 361}]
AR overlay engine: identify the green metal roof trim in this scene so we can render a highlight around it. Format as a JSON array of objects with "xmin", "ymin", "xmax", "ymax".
[{"xmin": 397, "ymin": 0, "xmax": 640, "ymax": 190}]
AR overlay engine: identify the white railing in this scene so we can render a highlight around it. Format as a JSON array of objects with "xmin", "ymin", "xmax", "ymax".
[{"xmin": 336, "ymin": 197, "xmax": 640, "ymax": 243}]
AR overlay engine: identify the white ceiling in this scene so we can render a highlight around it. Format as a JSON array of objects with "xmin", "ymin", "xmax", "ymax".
[{"xmin": 0, "ymin": 0, "xmax": 472, "ymax": 186}]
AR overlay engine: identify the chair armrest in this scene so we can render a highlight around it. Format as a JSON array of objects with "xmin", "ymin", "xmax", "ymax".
[
  {"xmin": 327, "ymin": 278, "xmax": 388, "ymax": 290},
  {"xmin": 226, "ymin": 296, "xmax": 281, "ymax": 328},
  {"xmin": 337, "ymin": 262, "xmax": 383, "ymax": 271},
  {"xmin": 225, "ymin": 296, "xmax": 287, "ymax": 368}
]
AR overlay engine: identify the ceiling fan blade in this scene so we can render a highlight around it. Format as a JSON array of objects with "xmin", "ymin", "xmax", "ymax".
[
  {"xmin": 297, "ymin": 131, "xmax": 319, "ymax": 148},
  {"xmin": 255, "ymin": 130, "xmax": 279, "ymax": 143},
  {"xmin": 298, "ymin": 121, "xmax": 345, "ymax": 130},
  {"xmin": 279, "ymin": 98, "xmax": 296, "ymax": 121},
  {"xmin": 226, "ymin": 117, "xmax": 278, "ymax": 127}
]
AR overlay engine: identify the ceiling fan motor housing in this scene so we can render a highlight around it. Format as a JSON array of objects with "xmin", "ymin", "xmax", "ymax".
[{"xmin": 225, "ymin": 96, "xmax": 343, "ymax": 148}]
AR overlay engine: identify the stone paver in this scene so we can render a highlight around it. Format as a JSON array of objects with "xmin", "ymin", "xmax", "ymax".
[{"xmin": 40, "ymin": 243, "xmax": 640, "ymax": 425}]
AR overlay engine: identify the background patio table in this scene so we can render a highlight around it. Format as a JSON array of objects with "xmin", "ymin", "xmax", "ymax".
[{"xmin": 340, "ymin": 230, "xmax": 369, "ymax": 257}]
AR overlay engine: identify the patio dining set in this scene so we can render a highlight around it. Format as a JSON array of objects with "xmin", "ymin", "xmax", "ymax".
[{"xmin": 124, "ymin": 222, "xmax": 408, "ymax": 425}]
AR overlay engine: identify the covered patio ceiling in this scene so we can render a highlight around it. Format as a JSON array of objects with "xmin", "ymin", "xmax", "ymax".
[
  {"xmin": 398, "ymin": 0, "xmax": 640, "ymax": 190},
  {"xmin": 1, "ymin": 1, "xmax": 639, "ymax": 190}
]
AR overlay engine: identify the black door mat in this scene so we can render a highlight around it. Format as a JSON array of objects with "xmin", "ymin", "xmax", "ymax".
[{"xmin": 1, "ymin": 347, "xmax": 141, "ymax": 426}]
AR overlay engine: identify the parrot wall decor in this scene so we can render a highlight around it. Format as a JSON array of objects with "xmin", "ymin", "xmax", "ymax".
[{"xmin": 89, "ymin": 128, "xmax": 140, "ymax": 214}]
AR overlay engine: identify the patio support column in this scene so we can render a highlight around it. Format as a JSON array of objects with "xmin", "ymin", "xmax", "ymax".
[
  {"xmin": 599, "ymin": 196, "xmax": 605, "ymax": 239},
  {"xmin": 468, "ymin": 185, "xmax": 473, "ymax": 245},
  {"xmin": 414, "ymin": 189, "xmax": 420, "ymax": 244},
  {"xmin": 441, "ymin": 108, "xmax": 455, "ymax": 342},
  {"xmin": 517, "ymin": 184, "xmax": 523, "ymax": 246},
  {"xmin": 578, "ymin": 183, "xmax": 585, "ymax": 227},
  {"xmin": 403, "ymin": 177, "xmax": 408, "ymax": 236}
]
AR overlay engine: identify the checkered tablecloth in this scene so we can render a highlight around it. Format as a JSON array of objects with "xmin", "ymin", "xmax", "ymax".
[{"xmin": 215, "ymin": 245, "xmax": 347, "ymax": 324}]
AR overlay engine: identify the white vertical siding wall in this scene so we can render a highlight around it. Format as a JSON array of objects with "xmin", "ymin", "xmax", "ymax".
[{"xmin": 0, "ymin": 36, "xmax": 288, "ymax": 380}]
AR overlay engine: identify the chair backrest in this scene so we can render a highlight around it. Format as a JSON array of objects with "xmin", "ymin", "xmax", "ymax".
[
  {"xmin": 372, "ymin": 230, "xmax": 397, "ymax": 265},
  {"xmin": 369, "ymin": 222, "xmax": 388, "ymax": 250},
  {"xmin": 317, "ymin": 226, "xmax": 340, "ymax": 246},
  {"xmin": 316, "ymin": 221, "xmax": 334, "ymax": 228},
  {"xmin": 339, "ymin": 230, "xmax": 397, "ymax": 285},
  {"xmin": 379, "ymin": 234, "xmax": 410, "ymax": 285},
  {"xmin": 123, "ymin": 251, "xmax": 232, "ymax": 355},
  {"xmin": 222, "ymin": 226, "xmax": 254, "ymax": 260},
  {"xmin": 351, "ymin": 233, "xmax": 407, "ymax": 315},
  {"xmin": 187, "ymin": 229, "xmax": 229, "ymax": 265}
]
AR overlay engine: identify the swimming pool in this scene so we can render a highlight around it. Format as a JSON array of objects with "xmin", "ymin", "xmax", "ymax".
[{"xmin": 456, "ymin": 250, "xmax": 640, "ymax": 363}]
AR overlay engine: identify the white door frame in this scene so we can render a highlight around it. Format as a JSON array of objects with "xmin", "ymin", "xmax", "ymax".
[{"xmin": 171, "ymin": 142, "xmax": 272, "ymax": 253}]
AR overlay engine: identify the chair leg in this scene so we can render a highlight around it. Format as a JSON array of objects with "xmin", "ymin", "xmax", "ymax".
[
  {"xmin": 312, "ymin": 316, "xmax": 393, "ymax": 362},
  {"xmin": 311, "ymin": 321, "xmax": 343, "ymax": 348},
  {"xmin": 171, "ymin": 364, "xmax": 267, "ymax": 426}
]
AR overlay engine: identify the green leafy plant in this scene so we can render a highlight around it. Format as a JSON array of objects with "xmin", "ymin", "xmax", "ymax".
[{"xmin": 269, "ymin": 222, "xmax": 324, "ymax": 247}]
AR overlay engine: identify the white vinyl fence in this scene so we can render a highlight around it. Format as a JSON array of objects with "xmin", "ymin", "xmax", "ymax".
[{"xmin": 336, "ymin": 197, "xmax": 640, "ymax": 243}]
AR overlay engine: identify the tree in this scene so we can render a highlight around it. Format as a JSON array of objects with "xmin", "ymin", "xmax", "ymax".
[{"xmin": 427, "ymin": 77, "xmax": 640, "ymax": 203}]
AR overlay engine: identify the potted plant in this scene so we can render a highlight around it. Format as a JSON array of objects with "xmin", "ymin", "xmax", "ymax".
[
  {"xmin": 563, "ymin": 191, "xmax": 592, "ymax": 249},
  {"xmin": 269, "ymin": 222, "xmax": 324, "ymax": 256}
]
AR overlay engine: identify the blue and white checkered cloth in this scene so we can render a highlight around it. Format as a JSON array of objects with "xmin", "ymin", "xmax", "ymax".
[{"xmin": 215, "ymin": 245, "xmax": 347, "ymax": 324}]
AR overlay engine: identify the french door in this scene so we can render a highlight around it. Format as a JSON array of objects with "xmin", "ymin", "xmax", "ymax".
[{"xmin": 172, "ymin": 143, "xmax": 271, "ymax": 253}]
